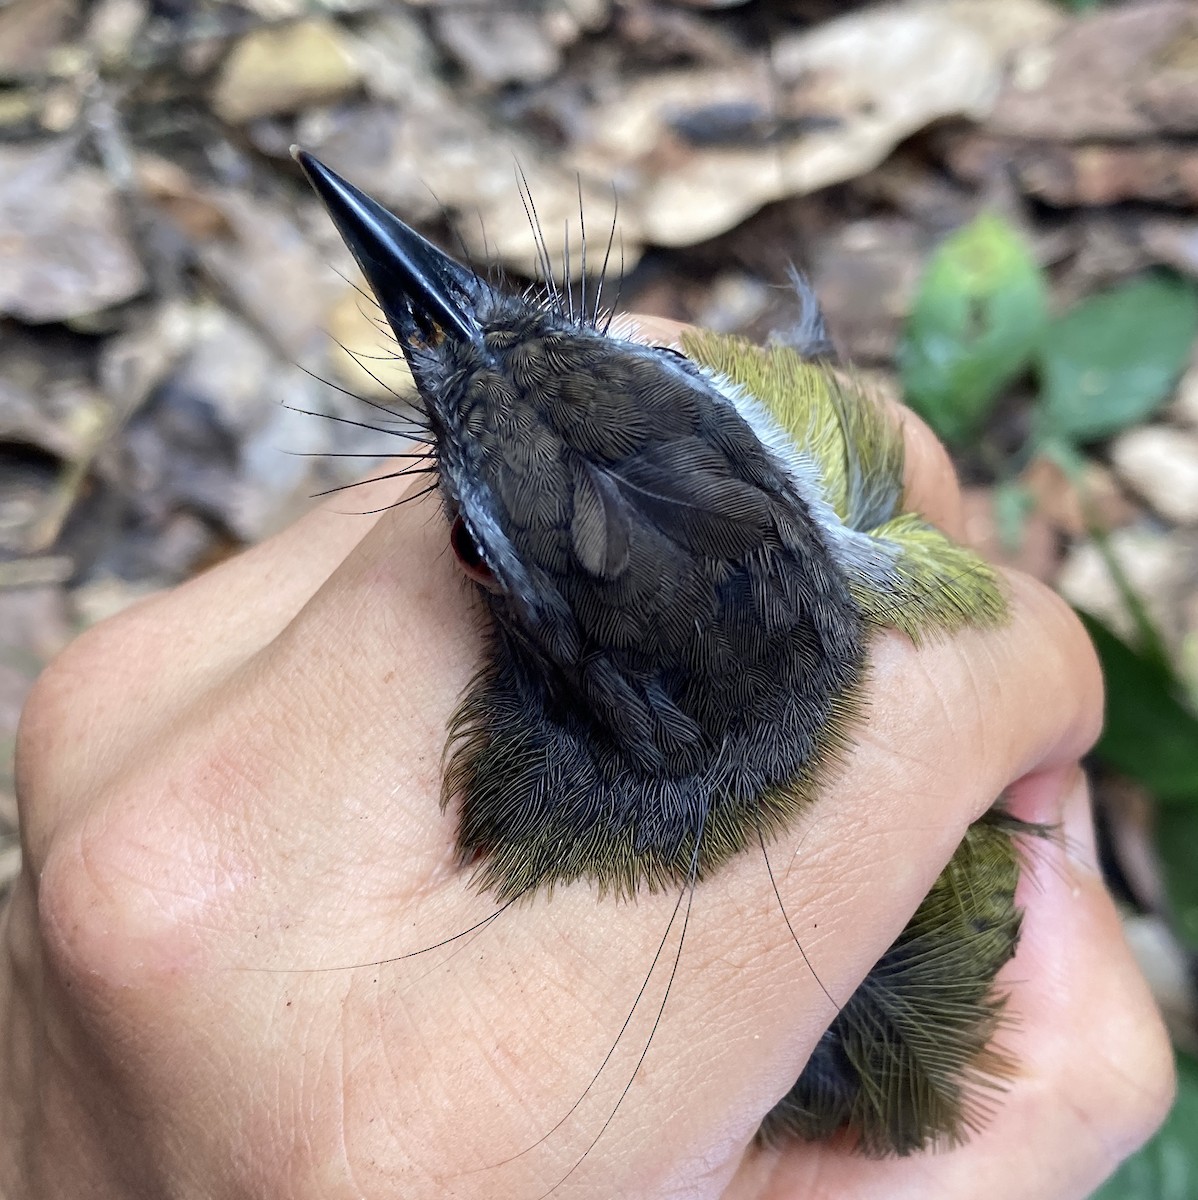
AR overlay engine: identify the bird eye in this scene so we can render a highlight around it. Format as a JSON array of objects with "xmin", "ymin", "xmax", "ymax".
[{"xmin": 451, "ymin": 514, "xmax": 500, "ymax": 591}]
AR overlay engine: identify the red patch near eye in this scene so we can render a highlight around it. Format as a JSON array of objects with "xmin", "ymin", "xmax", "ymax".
[{"xmin": 451, "ymin": 514, "xmax": 499, "ymax": 590}]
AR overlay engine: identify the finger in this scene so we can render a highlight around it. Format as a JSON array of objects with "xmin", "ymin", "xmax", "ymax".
[
  {"xmin": 734, "ymin": 769, "xmax": 1173, "ymax": 1200},
  {"xmin": 618, "ymin": 314, "xmax": 965, "ymax": 539}
]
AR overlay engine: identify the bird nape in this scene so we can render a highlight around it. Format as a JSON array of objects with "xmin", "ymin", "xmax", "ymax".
[{"xmin": 294, "ymin": 146, "xmax": 1044, "ymax": 1163}]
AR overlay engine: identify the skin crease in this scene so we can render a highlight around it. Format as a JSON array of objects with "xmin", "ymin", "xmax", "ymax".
[{"xmin": 0, "ymin": 315, "xmax": 1175, "ymax": 1200}]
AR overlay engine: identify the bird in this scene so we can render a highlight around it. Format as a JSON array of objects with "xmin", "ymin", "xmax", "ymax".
[{"xmin": 293, "ymin": 146, "xmax": 1042, "ymax": 1159}]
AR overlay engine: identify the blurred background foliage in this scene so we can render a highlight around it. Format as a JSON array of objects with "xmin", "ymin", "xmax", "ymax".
[{"xmin": 0, "ymin": 0, "xmax": 1196, "ymax": 1193}]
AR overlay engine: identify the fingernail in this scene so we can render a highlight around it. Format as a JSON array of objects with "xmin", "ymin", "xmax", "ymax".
[{"xmin": 1059, "ymin": 767, "xmax": 1101, "ymax": 876}]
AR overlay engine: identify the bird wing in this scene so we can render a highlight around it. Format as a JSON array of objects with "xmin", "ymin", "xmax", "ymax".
[{"xmin": 680, "ymin": 332, "xmax": 1007, "ymax": 641}]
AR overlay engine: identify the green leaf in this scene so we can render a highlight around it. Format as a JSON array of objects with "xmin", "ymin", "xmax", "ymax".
[
  {"xmin": 1038, "ymin": 273, "xmax": 1198, "ymax": 444},
  {"xmin": 1157, "ymin": 807, "xmax": 1198, "ymax": 952},
  {"xmin": 899, "ymin": 213, "xmax": 1047, "ymax": 446},
  {"xmin": 1090, "ymin": 1052, "xmax": 1198, "ymax": 1200},
  {"xmin": 1076, "ymin": 612, "xmax": 1198, "ymax": 805}
]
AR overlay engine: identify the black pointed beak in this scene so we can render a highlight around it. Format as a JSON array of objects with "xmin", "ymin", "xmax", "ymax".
[{"xmin": 292, "ymin": 147, "xmax": 480, "ymax": 348}]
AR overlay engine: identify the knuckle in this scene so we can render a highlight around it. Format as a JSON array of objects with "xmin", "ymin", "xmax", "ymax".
[
  {"xmin": 1048, "ymin": 890, "xmax": 1179, "ymax": 1165},
  {"xmin": 892, "ymin": 404, "xmax": 965, "ymax": 536},
  {"xmin": 1089, "ymin": 994, "xmax": 1176, "ymax": 1158},
  {"xmin": 15, "ymin": 641, "xmax": 96, "ymax": 803},
  {"xmin": 904, "ymin": 409, "xmax": 955, "ymax": 482},
  {"xmin": 895, "ymin": 403, "xmax": 954, "ymax": 474},
  {"xmin": 36, "ymin": 814, "xmax": 140, "ymax": 1007},
  {"xmin": 1011, "ymin": 573, "xmax": 1106, "ymax": 746},
  {"xmin": 16, "ymin": 596, "xmax": 180, "ymax": 820},
  {"xmin": 15, "ymin": 614, "xmax": 137, "ymax": 791},
  {"xmin": 35, "ymin": 757, "xmax": 238, "ymax": 1007}
]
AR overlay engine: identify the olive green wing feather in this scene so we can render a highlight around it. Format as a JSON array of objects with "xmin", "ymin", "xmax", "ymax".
[
  {"xmin": 758, "ymin": 812, "xmax": 1031, "ymax": 1155},
  {"xmin": 681, "ymin": 333, "xmax": 1006, "ymax": 641}
]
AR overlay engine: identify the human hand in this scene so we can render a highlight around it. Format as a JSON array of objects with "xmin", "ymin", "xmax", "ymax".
[{"xmin": 2, "ymin": 316, "xmax": 1173, "ymax": 1199}]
